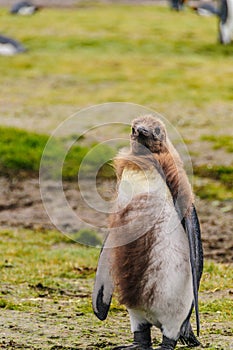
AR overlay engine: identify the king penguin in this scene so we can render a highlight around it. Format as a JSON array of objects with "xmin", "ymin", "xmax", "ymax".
[
  {"xmin": 10, "ymin": 1, "xmax": 39, "ymax": 15},
  {"xmin": 0, "ymin": 35, "xmax": 26, "ymax": 56},
  {"xmin": 93, "ymin": 115, "xmax": 203, "ymax": 350},
  {"xmin": 218, "ymin": 0, "xmax": 233, "ymax": 44}
]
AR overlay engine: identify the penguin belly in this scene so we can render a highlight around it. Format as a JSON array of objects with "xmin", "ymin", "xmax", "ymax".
[
  {"xmin": 111, "ymin": 167, "xmax": 193, "ymax": 340},
  {"xmin": 129, "ymin": 223, "xmax": 193, "ymax": 340}
]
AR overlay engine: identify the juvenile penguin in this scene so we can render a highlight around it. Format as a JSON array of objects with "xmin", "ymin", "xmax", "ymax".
[
  {"xmin": 93, "ymin": 115, "xmax": 203, "ymax": 350},
  {"xmin": 191, "ymin": 2, "xmax": 220, "ymax": 16}
]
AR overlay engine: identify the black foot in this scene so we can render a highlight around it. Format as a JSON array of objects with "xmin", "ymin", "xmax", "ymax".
[
  {"xmin": 155, "ymin": 335, "xmax": 177, "ymax": 350},
  {"xmin": 113, "ymin": 324, "xmax": 153, "ymax": 350},
  {"xmin": 179, "ymin": 320, "xmax": 201, "ymax": 347},
  {"xmin": 179, "ymin": 329, "xmax": 200, "ymax": 347}
]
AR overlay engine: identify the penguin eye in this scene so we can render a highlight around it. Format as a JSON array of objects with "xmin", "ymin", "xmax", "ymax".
[{"xmin": 155, "ymin": 127, "xmax": 160, "ymax": 135}]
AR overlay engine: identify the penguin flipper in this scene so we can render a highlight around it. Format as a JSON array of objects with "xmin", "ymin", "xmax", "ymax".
[
  {"xmin": 92, "ymin": 241, "xmax": 114, "ymax": 320},
  {"xmin": 184, "ymin": 204, "xmax": 203, "ymax": 336}
]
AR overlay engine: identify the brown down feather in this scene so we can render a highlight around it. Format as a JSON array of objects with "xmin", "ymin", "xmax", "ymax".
[{"xmin": 109, "ymin": 115, "xmax": 194, "ymax": 309}]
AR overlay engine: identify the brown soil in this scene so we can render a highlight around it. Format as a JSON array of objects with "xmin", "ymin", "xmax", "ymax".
[{"xmin": 0, "ymin": 279, "xmax": 232, "ymax": 349}]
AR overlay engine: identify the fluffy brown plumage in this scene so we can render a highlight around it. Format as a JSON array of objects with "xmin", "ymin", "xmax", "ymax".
[
  {"xmin": 130, "ymin": 114, "xmax": 194, "ymax": 217},
  {"xmin": 93, "ymin": 114, "xmax": 202, "ymax": 349},
  {"xmin": 110, "ymin": 114, "xmax": 195, "ymax": 309}
]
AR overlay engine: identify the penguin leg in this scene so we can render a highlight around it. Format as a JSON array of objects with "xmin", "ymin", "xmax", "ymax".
[
  {"xmin": 154, "ymin": 321, "xmax": 179, "ymax": 350},
  {"xmin": 154, "ymin": 335, "xmax": 177, "ymax": 350},
  {"xmin": 112, "ymin": 309, "xmax": 153, "ymax": 350}
]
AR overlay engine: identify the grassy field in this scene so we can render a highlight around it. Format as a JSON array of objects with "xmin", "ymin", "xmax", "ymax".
[
  {"xmin": 0, "ymin": 4, "xmax": 232, "ymax": 132},
  {"xmin": 0, "ymin": 3, "xmax": 232, "ymax": 349},
  {"xmin": 0, "ymin": 4, "xmax": 232, "ymax": 192},
  {"xmin": 0, "ymin": 228, "xmax": 232, "ymax": 349}
]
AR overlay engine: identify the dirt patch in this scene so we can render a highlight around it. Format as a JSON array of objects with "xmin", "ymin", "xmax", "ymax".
[
  {"xmin": 0, "ymin": 279, "xmax": 232, "ymax": 349},
  {"xmin": 0, "ymin": 175, "xmax": 232, "ymax": 263}
]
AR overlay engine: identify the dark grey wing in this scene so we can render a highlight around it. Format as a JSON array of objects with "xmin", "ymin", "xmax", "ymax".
[
  {"xmin": 183, "ymin": 204, "xmax": 203, "ymax": 336},
  {"xmin": 190, "ymin": 205, "xmax": 203, "ymax": 286},
  {"xmin": 92, "ymin": 242, "xmax": 114, "ymax": 321}
]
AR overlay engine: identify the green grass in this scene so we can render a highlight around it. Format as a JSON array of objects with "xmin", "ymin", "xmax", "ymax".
[
  {"xmin": 0, "ymin": 229, "xmax": 99, "ymax": 286},
  {"xmin": 200, "ymin": 260, "xmax": 233, "ymax": 291},
  {"xmin": 0, "ymin": 4, "xmax": 232, "ymax": 199},
  {"xmin": 1, "ymin": 125, "xmax": 232, "ymax": 204},
  {"xmin": 201, "ymin": 135, "xmax": 233, "ymax": 153},
  {"xmin": 0, "ymin": 126, "xmax": 48, "ymax": 176},
  {"xmin": 0, "ymin": 125, "xmax": 115, "ymax": 180},
  {"xmin": 0, "ymin": 5, "xmax": 232, "ymax": 112},
  {"xmin": 0, "ymin": 5, "xmax": 232, "ymax": 348},
  {"xmin": 194, "ymin": 164, "xmax": 233, "ymax": 188},
  {"xmin": 0, "ymin": 228, "xmax": 232, "ymax": 349},
  {"xmin": 2, "ymin": 228, "xmax": 232, "ymax": 294},
  {"xmin": 194, "ymin": 180, "xmax": 233, "ymax": 201}
]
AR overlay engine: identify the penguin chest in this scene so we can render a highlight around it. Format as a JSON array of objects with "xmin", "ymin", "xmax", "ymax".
[
  {"xmin": 117, "ymin": 167, "xmax": 170, "ymax": 208},
  {"xmin": 112, "ymin": 166, "xmax": 193, "ymax": 320}
]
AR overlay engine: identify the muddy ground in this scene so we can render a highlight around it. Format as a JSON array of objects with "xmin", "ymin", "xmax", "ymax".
[
  {"xmin": 0, "ymin": 277, "xmax": 232, "ymax": 349},
  {"xmin": 0, "ymin": 175, "xmax": 232, "ymax": 263}
]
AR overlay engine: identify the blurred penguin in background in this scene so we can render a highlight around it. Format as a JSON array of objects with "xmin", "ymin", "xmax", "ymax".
[
  {"xmin": 170, "ymin": 0, "xmax": 186, "ymax": 11},
  {"xmin": 0, "ymin": 35, "xmax": 26, "ymax": 56},
  {"xmin": 10, "ymin": 1, "xmax": 40, "ymax": 15},
  {"xmin": 219, "ymin": 0, "xmax": 233, "ymax": 43},
  {"xmin": 191, "ymin": 2, "xmax": 220, "ymax": 16}
]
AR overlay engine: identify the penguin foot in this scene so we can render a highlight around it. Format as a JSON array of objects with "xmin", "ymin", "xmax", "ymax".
[
  {"xmin": 154, "ymin": 335, "xmax": 177, "ymax": 350},
  {"xmin": 113, "ymin": 325, "xmax": 153, "ymax": 349},
  {"xmin": 179, "ymin": 320, "xmax": 201, "ymax": 347},
  {"xmin": 179, "ymin": 330, "xmax": 200, "ymax": 347}
]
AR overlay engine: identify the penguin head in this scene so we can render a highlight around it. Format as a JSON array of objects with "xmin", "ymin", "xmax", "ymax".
[{"xmin": 130, "ymin": 115, "xmax": 167, "ymax": 155}]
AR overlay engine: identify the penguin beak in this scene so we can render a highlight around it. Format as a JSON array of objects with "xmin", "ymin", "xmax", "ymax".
[
  {"xmin": 131, "ymin": 124, "xmax": 163, "ymax": 154},
  {"xmin": 137, "ymin": 126, "xmax": 150, "ymax": 137},
  {"xmin": 131, "ymin": 125, "xmax": 149, "ymax": 138}
]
